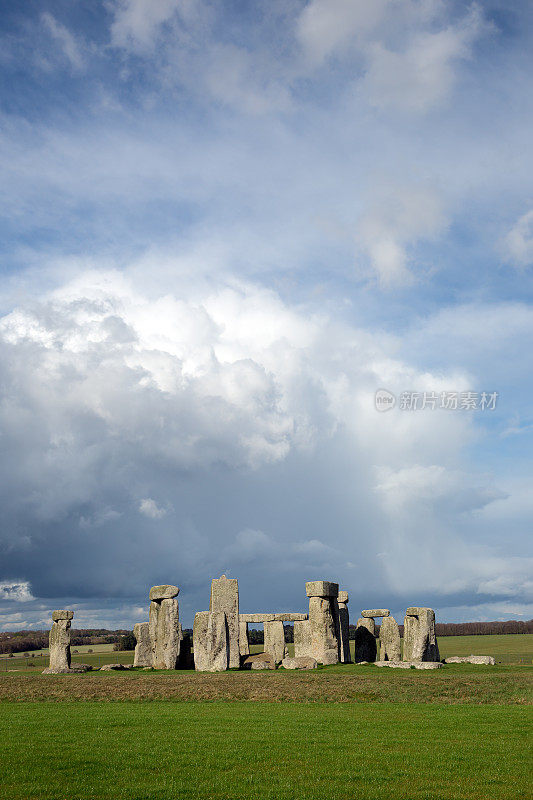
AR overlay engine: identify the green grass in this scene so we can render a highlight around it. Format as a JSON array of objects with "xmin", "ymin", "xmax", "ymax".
[
  {"xmin": 0, "ymin": 701, "xmax": 530, "ymax": 800},
  {"xmin": 436, "ymin": 633, "xmax": 533, "ymax": 664}
]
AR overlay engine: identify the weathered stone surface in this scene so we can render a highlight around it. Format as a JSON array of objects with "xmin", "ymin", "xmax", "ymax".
[
  {"xmin": 444, "ymin": 655, "xmax": 495, "ymax": 665},
  {"xmin": 99, "ymin": 663, "xmax": 132, "ymax": 670},
  {"xmin": 47, "ymin": 611, "xmax": 73, "ymax": 673},
  {"xmin": 242, "ymin": 652, "xmax": 275, "ymax": 670},
  {"xmin": 210, "ymin": 575, "xmax": 240, "ymax": 669},
  {"xmin": 282, "ymin": 656, "xmax": 318, "ymax": 670},
  {"xmin": 149, "ymin": 584, "xmax": 179, "ymax": 601},
  {"xmin": 403, "ymin": 607, "xmax": 440, "ymax": 662},
  {"xmin": 149, "ymin": 596, "xmax": 181, "ymax": 669},
  {"xmin": 336, "ymin": 590, "xmax": 351, "ymax": 663},
  {"xmin": 239, "ymin": 621, "xmax": 250, "ymax": 657},
  {"xmin": 375, "ymin": 660, "xmax": 413, "ymax": 669},
  {"xmin": 357, "ymin": 616, "xmax": 376, "ymax": 635},
  {"xmin": 379, "ymin": 615, "xmax": 401, "ymax": 662},
  {"xmin": 354, "ymin": 618, "xmax": 377, "ymax": 662},
  {"xmin": 193, "ymin": 610, "xmax": 229, "ymax": 672},
  {"xmin": 42, "ymin": 663, "xmax": 92, "ymax": 674},
  {"xmin": 361, "ymin": 609, "xmax": 389, "ymax": 618},
  {"xmin": 309, "ymin": 595, "xmax": 339, "ymax": 664},
  {"xmin": 133, "ymin": 622, "xmax": 152, "ymax": 667},
  {"xmin": 406, "ymin": 606, "xmax": 425, "ymax": 616},
  {"xmin": 306, "ymin": 581, "xmax": 338, "ymax": 598},
  {"xmin": 239, "ymin": 613, "xmax": 308, "ymax": 623},
  {"xmin": 264, "ymin": 620, "xmax": 286, "ymax": 664},
  {"xmin": 293, "ymin": 619, "xmax": 311, "ymax": 658},
  {"xmin": 51, "ymin": 610, "xmax": 74, "ymax": 621},
  {"xmin": 413, "ymin": 661, "xmax": 442, "ymax": 669}
]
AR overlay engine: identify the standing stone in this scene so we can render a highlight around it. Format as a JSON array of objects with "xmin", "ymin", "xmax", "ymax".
[
  {"xmin": 210, "ymin": 575, "xmax": 240, "ymax": 669},
  {"xmin": 403, "ymin": 607, "xmax": 440, "ymax": 662},
  {"xmin": 133, "ymin": 622, "xmax": 152, "ymax": 667},
  {"xmin": 306, "ymin": 581, "xmax": 339, "ymax": 665},
  {"xmin": 354, "ymin": 616, "xmax": 377, "ymax": 662},
  {"xmin": 239, "ymin": 620, "xmax": 250, "ymax": 657},
  {"xmin": 193, "ymin": 611, "xmax": 229, "ymax": 671},
  {"xmin": 264, "ymin": 620, "xmax": 286, "ymax": 664},
  {"xmin": 293, "ymin": 619, "xmax": 312, "ymax": 658},
  {"xmin": 336, "ymin": 590, "xmax": 351, "ymax": 663},
  {"xmin": 47, "ymin": 610, "xmax": 73, "ymax": 673},
  {"xmin": 149, "ymin": 585, "xmax": 181, "ymax": 670},
  {"xmin": 379, "ymin": 615, "xmax": 401, "ymax": 662}
]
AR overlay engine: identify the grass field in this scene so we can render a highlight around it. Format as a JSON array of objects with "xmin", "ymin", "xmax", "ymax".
[{"xmin": 1, "ymin": 700, "xmax": 530, "ymax": 800}]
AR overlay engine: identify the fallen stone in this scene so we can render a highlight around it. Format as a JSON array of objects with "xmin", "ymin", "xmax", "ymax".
[
  {"xmin": 242, "ymin": 652, "xmax": 275, "ymax": 670},
  {"xmin": 281, "ymin": 656, "xmax": 318, "ymax": 670},
  {"xmin": 361, "ymin": 609, "xmax": 389, "ymax": 618},
  {"xmin": 210, "ymin": 575, "xmax": 240, "ymax": 669},
  {"xmin": 413, "ymin": 661, "xmax": 443, "ymax": 669},
  {"xmin": 353, "ymin": 661, "xmax": 369, "ymax": 665},
  {"xmin": 444, "ymin": 655, "xmax": 495, "ymax": 665},
  {"xmin": 149, "ymin": 585, "xmax": 179, "ymax": 601},
  {"xmin": 375, "ymin": 660, "xmax": 413, "ymax": 669},
  {"xmin": 99, "ymin": 663, "xmax": 132, "ymax": 670},
  {"xmin": 305, "ymin": 581, "xmax": 338, "ymax": 598}
]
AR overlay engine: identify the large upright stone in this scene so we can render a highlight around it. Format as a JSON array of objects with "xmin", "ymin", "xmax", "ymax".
[
  {"xmin": 210, "ymin": 575, "xmax": 240, "ymax": 669},
  {"xmin": 403, "ymin": 607, "xmax": 439, "ymax": 662},
  {"xmin": 379, "ymin": 615, "xmax": 401, "ymax": 662},
  {"xmin": 133, "ymin": 622, "xmax": 152, "ymax": 667},
  {"xmin": 336, "ymin": 590, "xmax": 351, "ymax": 663},
  {"xmin": 354, "ymin": 617, "xmax": 377, "ymax": 662},
  {"xmin": 193, "ymin": 611, "xmax": 229, "ymax": 672},
  {"xmin": 239, "ymin": 620, "xmax": 250, "ymax": 657},
  {"xmin": 47, "ymin": 610, "xmax": 73, "ymax": 673},
  {"xmin": 307, "ymin": 581, "xmax": 339, "ymax": 665},
  {"xmin": 264, "ymin": 620, "xmax": 286, "ymax": 664},
  {"xmin": 149, "ymin": 591, "xmax": 181, "ymax": 670},
  {"xmin": 293, "ymin": 619, "xmax": 312, "ymax": 658}
]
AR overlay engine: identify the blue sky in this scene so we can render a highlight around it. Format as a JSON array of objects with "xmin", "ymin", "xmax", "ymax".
[{"xmin": 0, "ymin": 0, "xmax": 532, "ymax": 631}]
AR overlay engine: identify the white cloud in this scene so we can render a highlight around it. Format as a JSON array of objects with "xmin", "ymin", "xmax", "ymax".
[
  {"xmin": 502, "ymin": 209, "xmax": 533, "ymax": 268},
  {"xmin": 109, "ymin": 0, "xmax": 184, "ymax": 52},
  {"xmin": 297, "ymin": 0, "xmax": 386, "ymax": 65},
  {"xmin": 0, "ymin": 581, "xmax": 35, "ymax": 603},
  {"xmin": 41, "ymin": 13, "xmax": 85, "ymax": 70},
  {"xmin": 356, "ymin": 184, "xmax": 447, "ymax": 285},
  {"xmin": 139, "ymin": 498, "xmax": 168, "ymax": 519}
]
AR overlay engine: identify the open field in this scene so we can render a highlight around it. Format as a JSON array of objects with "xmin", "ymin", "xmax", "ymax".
[
  {"xmin": 0, "ymin": 663, "xmax": 531, "ymax": 704},
  {"xmin": 1, "ymin": 700, "xmax": 530, "ymax": 800}
]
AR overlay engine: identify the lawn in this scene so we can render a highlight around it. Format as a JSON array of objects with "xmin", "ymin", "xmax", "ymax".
[{"xmin": 0, "ymin": 701, "xmax": 530, "ymax": 800}]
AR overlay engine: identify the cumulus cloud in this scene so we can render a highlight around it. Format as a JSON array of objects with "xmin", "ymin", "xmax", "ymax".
[
  {"xmin": 139, "ymin": 498, "xmax": 168, "ymax": 519},
  {"xmin": 0, "ymin": 581, "xmax": 35, "ymax": 603},
  {"xmin": 501, "ymin": 209, "xmax": 533, "ymax": 268}
]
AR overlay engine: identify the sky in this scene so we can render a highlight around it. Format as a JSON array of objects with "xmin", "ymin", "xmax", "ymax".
[{"xmin": 0, "ymin": 0, "xmax": 532, "ymax": 631}]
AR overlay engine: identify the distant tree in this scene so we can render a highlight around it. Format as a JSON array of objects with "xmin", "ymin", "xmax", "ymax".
[{"xmin": 114, "ymin": 632, "xmax": 136, "ymax": 651}]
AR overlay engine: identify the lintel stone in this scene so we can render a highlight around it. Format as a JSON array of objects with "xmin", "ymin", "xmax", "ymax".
[
  {"xmin": 406, "ymin": 606, "xmax": 424, "ymax": 616},
  {"xmin": 305, "ymin": 581, "xmax": 338, "ymax": 598},
  {"xmin": 239, "ymin": 613, "xmax": 308, "ymax": 623},
  {"xmin": 149, "ymin": 584, "xmax": 180, "ymax": 601},
  {"xmin": 361, "ymin": 609, "xmax": 389, "ymax": 618},
  {"xmin": 337, "ymin": 591, "xmax": 349, "ymax": 604},
  {"xmin": 52, "ymin": 610, "xmax": 74, "ymax": 621}
]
